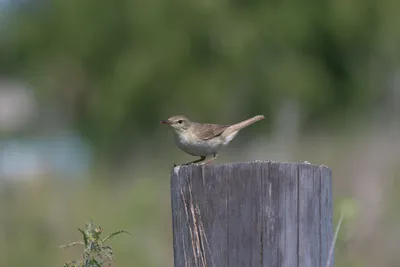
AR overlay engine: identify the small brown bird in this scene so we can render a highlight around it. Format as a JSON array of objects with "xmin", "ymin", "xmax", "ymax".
[{"xmin": 160, "ymin": 115, "xmax": 265, "ymax": 166}]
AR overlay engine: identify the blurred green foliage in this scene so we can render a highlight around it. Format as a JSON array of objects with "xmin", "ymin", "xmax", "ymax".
[
  {"xmin": 334, "ymin": 198, "xmax": 360, "ymax": 267},
  {"xmin": 2, "ymin": 0, "xmax": 400, "ymax": 155},
  {"xmin": 0, "ymin": 176, "xmax": 173, "ymax": 267}
]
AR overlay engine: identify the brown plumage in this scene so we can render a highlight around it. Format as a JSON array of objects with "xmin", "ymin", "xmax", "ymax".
[
  {"xmin": 160, "ymin": 114, "xmax": 265, "ymax": 165},
  {"xmin": 192, "ymin": 123, "xmax": 230, "ymax": 140}
]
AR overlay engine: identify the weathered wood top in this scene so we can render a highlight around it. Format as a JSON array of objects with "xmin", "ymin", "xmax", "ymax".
[{"xmin": 170, "ymin": 161, "xmax": 333, "ymax": 267}]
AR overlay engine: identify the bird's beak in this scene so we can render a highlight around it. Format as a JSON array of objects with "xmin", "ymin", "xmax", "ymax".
[{"xmin": 160, "ymin": 120, "xmax": 171, "ymax": 125}]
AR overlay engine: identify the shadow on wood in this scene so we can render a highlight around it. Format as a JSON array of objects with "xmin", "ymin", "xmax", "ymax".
[{"xmin": 170, "ymin": 161, "xmax": 333, "ymax": 267}]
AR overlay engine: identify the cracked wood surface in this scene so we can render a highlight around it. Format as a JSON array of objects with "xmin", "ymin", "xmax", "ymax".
[{"xmin": 170, "ymin": 161, "xmax": 333, "ymax": 267}]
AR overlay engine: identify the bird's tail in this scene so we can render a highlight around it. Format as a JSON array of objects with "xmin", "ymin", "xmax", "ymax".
[{"xmin": 222, "ymin": 115, "xmax": 264, "ymax": 137}]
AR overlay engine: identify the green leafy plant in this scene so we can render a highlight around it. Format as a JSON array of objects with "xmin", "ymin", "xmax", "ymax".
[{"xmin": 60, "ymin": 220, "xmax": 131, "ymax": 267}]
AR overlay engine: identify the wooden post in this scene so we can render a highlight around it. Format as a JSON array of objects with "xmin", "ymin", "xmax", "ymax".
[{"xmin": 170, "ymin": 161, "xmax": 333, "ymax": 267}]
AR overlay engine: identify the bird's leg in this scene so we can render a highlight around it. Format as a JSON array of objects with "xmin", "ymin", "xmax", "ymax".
[
  {"xmin": 198, "ymin": 153, "xmax": 219, "ymax": 166},
  {"xmin": 177, "ymin": 156, "xmax": 206, "ymax": 166}
]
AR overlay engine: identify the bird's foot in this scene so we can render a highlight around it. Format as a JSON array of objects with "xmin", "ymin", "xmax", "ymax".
[{"xmin": 197, "ymin": 154, "xmax": 219, "ymax": 166}]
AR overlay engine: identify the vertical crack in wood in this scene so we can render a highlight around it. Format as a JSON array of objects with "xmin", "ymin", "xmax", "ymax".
[
  {"xmin": 226, "ymin": 166, "xmax": 230, "ymax": 267},
  {"xmin": 319, "ymin": 166, "xmax": 322, "ymax": 267},
  {"xmin": 201, "ymin": 168, "xmax": 208, "ymax": 212},
  {"xmin": 182, "ymin": 181, "xmax": 210, "ymax": 267},
  {"xmin": 195, "ymin": 204, "xmax": 216, "ymax": 267},
  {"xmin": 276, "ymin": 164, "xmax": 281, "ymax": 267},
  {"xmin": 180, "ymin": 188, "xmax": 197, "ymax": 266},
  {"xmin": 181, "ymin": 219, "xmax": 188, "ymax": 267},
  {"xmin": 181, "ymin": 226, "xmax": 188, "ymax": 267},
  {"xmin": 189, "ymin": 183, "xmax": 206, "ymax": 266}
]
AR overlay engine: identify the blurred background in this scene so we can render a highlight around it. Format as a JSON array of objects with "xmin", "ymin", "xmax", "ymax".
[{"xmin": 1, "ymin": 0, "xmax": 400, "ymax": 266}]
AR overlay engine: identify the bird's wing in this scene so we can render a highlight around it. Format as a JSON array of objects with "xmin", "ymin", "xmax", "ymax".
[{"xmin": 193, "ymin": 124, "xmax": 230, "ymax": 140}]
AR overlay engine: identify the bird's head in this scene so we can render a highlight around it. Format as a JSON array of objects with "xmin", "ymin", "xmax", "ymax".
[{"xmin": 160, "ymin": 115, "xmax": 191, "ymax": 133}]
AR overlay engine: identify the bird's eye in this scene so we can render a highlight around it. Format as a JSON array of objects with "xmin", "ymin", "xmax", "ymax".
[{"xmin": 178, "ymin": 120, "xmax": 183, "ymax": 124}]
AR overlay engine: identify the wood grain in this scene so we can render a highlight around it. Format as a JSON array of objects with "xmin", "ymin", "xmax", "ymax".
[{"xmin": 170, "ymin": 161, "xmax": 333, "ymax": 267}]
